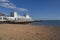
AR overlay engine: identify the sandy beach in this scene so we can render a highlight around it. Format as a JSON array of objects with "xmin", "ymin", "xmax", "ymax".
[{"xmin": 0, "ymin": 24, "xmax": 60, "ymax": 40}]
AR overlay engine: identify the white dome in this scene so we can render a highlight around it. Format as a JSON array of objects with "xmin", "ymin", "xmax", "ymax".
[{"xmin": 24, "ymin": 14, "xmax": 30, "ymax": 18}]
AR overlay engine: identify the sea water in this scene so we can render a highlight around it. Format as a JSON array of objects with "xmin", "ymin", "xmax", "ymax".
[{"xmin": 32, "ymin": 20, "xmax": 60, "ymax": 26}]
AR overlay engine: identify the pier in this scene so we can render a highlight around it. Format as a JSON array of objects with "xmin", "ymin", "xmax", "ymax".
[{"xmin": 0, "ymin": 12, "xmax": 34, "ymax": 24}]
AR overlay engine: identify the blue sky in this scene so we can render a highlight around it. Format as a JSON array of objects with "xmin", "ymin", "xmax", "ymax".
[{"xmin": 0, "ymin": 0, "xmax": 60, "ymax": 20}]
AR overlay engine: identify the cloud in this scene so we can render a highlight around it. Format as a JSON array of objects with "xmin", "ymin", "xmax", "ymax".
[
  {"xmin": 0, "ymin": 0, "xmax": 28, "ymax": 11},
  {"xmin": 0, "ymin": 0, "xmax": 9, "ymax": 2},
  {"xmin": 18, "ymin": 8, "xmax": 28, "ymax": 11},
  {"xmin": 0, "ymin": 3, "xmax": 16, "ymax": 8}
]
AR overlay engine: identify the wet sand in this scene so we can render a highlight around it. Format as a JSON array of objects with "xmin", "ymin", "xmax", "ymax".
[{"xmin": 0, "ymin": 24, "xmax": 60, "ymax": 40}]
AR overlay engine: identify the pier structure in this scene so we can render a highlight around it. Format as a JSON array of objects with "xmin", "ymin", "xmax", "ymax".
[{"xmin": 0, "ymin": 12, "xmax": 32, "ymax": 24}]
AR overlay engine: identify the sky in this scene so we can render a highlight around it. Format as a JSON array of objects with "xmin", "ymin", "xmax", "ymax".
[{"xmin": 0, "ymin": 0, "xmax": 60, "ymax": 20}]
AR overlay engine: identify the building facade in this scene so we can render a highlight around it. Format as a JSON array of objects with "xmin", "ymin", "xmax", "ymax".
[{"xmin": 0, "ymin": 12, "xmax": 32, "ymax": 22}]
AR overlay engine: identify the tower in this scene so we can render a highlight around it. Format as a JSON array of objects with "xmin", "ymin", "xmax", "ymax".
[{"xmin": 11, "ymin": 12, "xmax": 17, "ymax": 17}]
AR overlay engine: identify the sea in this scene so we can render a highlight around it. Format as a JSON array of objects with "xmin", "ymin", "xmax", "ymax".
[{"xmin": 32, "ymin": 20, "xmax": 60, "ymax": 26}]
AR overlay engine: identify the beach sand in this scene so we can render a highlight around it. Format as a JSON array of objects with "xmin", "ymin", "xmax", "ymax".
[{"xmin": 0, "ymin": 24, "xmax": 60, "ymax": 40}]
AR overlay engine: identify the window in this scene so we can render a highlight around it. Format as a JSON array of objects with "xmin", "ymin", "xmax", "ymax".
[
  {"xmin": 3, "ymin": 18, "xmax": 6, "ymax": 20},
  {"xmin": 0, "ymin": 17, "xmax": 2, "ymax": 19}
]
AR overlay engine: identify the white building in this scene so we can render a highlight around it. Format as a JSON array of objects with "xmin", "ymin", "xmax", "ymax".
[
  {"xmin": 0, "ymin": 12, "xmax": 32, "ymax": 22},
  {"xmin": 0, "ymin": 13, "xmax": 6, "ymax": 21}
]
